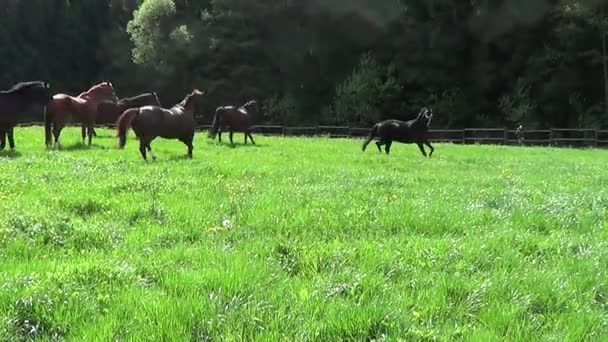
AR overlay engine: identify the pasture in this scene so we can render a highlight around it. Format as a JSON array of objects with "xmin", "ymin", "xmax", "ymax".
[{"xmin": 0, "ymin": 127, "xmax": 607, "ymax": 341}]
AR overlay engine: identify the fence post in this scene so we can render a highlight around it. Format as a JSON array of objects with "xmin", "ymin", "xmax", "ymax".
[
  {"xmin": 461, "ymin": 130, "xmax": 466, "ymax": 144},
  {"xmin": 594, "ymin": 129, "xmax": 598, "ymax": 146}
]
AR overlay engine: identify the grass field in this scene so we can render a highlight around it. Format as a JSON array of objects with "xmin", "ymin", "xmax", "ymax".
[{"xmin": 0, "ymin": 126, "xmax": 607, "ymax": 341}]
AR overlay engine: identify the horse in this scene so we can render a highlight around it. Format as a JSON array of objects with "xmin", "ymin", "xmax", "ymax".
[
  {"xmin": 116, "ymin": 89, "xmax": 204, "ymax": 160},
  {"xmin": 45, "ymin": 81, "xmax": 119, "ymax": 148},
  {"xmin": 0, "ymin": 81, "xmax": 52, "ymax": 150},
  {"xmin": 209, "ymin": 100, "xmax": 257, "ymax": 145},
  {"xmin": 362, "ymin": 107, "xmax": 434, "ymax": 157},
  {"xmin": 94, "ymin": 92, "xmax": 161, "ymax": 136}
]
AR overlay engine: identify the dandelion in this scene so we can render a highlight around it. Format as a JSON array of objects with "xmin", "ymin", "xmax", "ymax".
[{"xmin": 222, "ymin": 219, "xmax": 232, "ymax": 229}]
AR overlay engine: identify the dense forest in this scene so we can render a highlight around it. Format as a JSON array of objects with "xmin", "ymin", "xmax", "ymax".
[{"xmin": 1, "ymin": 0, "xmax": 607, "ymax": 128}]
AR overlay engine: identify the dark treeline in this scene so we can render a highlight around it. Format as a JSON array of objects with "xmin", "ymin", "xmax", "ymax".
[{"xmin": 2, "ymin": 0, "xmax": 607, "ymax": 128}]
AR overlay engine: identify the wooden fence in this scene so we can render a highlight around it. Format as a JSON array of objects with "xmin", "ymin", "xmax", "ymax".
[{"xmin": 16, "ymin": 122, "xmax": 608, "ymax": 147}]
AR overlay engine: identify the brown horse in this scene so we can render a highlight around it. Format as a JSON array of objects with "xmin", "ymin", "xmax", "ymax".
[
  {"xmin": 45, "ymin": 81, "xmax": 118, "ymax": 148},
  {"xmin": 209, "ymin": 100, "xmax": 257, "ymax": 145},
  {"xmin": 116, "ymin": 89, "xmax": 204, "ymax": 160}
]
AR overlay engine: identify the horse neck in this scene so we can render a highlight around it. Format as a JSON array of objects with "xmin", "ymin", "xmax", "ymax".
[
  {"xmin": 122, "ymin": 94, "xmax": 149, "ymax": 106},
  {"xmin": 80, "ymin": 91, "xmax": 109, "ymax": 104}
]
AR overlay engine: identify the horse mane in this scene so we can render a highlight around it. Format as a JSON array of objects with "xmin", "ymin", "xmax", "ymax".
[
  {"xmin": 79, "ymin": 81, "xmax": 112, "ymax": 98},
  {"xmin": 1, "ymin": 81, "xmax": 46, "ymax": 94}
]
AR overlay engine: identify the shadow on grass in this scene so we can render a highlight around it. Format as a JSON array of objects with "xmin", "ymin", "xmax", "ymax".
[
  {"xmin": 58, "ymin": 142, "xmax": 109, "ymax": 152},
  {"xmin": 0, "ymin": 149, "xmax": 22, "ymax": 159}
]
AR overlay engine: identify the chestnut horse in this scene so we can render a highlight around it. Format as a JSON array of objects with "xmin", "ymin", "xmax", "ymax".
[
  {"xmin": 117, "ymin": 89, "xmax": 204, "ymax": 160},
  {"xmin": 45, "ymin": 81, "xmax": 118, "ymax": 148},
  {"xmin": 209, "ymin": 100, "xmax": 257, "ymax": 145},
  {"xmin": 362, "ymin": 107, "xmax": 434, "ymax": 157}
]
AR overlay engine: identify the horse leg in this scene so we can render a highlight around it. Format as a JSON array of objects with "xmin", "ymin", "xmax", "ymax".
[
  {"xmin": 385, "ymin": 141, "xmax": 393, "ymax": 155},
  {"xmin": 139, "ymin": 141, "xmax": 148, "ymax": 160},
  {"xmin": 53, "ymin": 123, "xmax": 63, "ymax": 149},
  {"xmin": 424, "ymin": 140, "xmax": 434, "ymax": 157},
  {"xmin": 7, "ymin": 127, "xmax": 15, "ymax": 150},
  {"xmin": 81, "ymin": 124, "xmax": 87, "ymax": 144},
  {"xmin": 229, "ymin": 131, "xmax": 234, "ymax": 145},
  {"xmin": 244, "ymin": 132, "xmax": 248, "ymax": 144},
  {"xmin": 416, "ymin": 142, "xmax": 427, "ymax": 157},
  {"xmin": 181, "ymin": 136, "xmax": 194, "ymax": 158},
  {"xmin": 0, "ymin": 127, "xmax": 6, "ymax": 150},
  {"xmin": 146, "ymin": 143, "xmax": 156, "ymax": 160},
  {"xmin": 218, "ymin": 130, "xmax": 222, "ymax": 143},
  {"xmin": 248, "ymin": 132, "xmax": 255, "ymax": 145},
  {"xmin": 375, "ymin": 141, "xmax": 383, "ymax": 152},
  {"xmin": 87, "ymin": 124, "xmax": 94, "ymax": 146}
]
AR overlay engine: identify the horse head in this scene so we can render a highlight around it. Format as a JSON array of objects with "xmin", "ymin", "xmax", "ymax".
[
  {"xmin": 417, "ymin": 107, "xmax": 433, "ymax": 127},
  {"xmin": 241, "ymin": 99, "xmax": 258, "ymax": 114},
  {"xmin": 178, "ymin": 89, "xmax": 205, "ymax": 116},
  {"xmin": 84, "ymin": 81, "xmax": 119, "ymax": 103}
]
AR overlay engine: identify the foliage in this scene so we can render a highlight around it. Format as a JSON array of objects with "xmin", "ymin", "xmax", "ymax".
[
  {"xmin": 0, "ymin": 0, "xmax": 606, "ymax": 127},
  {"xmin": 331, "ymin": 53, "xmax": 402, "ymax": 126}
]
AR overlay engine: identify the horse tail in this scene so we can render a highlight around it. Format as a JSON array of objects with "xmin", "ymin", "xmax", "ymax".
[
  {"xmin": 116, "ymin": 108, "xmax": 139, "ymax": 149},
  {"xmin": 362, "ymin": 123, "xmax": 378, "ymax": 151},
  {"xmin": 209, "ymin": 107, "xmax": 223, "ymax": 137},
  {"xmin": 44, "ymin": 103, "xmax": 54, "ymax": 147}
]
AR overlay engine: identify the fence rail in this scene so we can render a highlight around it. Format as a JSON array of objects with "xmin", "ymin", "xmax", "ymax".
[{"xmin": 15, "ymin": 122, "xmax": 608, "ymax": 147}]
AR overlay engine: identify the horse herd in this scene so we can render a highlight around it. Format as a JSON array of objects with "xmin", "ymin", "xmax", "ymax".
[{"xmin": 0, "ymin": 80, "xmax": 435, "ymax": 160}]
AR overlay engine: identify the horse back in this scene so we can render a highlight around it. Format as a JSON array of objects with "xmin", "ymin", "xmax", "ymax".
[{"xmin": 377, "ymin": 119, "xmax": 418, "ymax": 142}]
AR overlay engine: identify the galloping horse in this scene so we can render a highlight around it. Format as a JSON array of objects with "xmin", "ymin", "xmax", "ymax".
[
  {"xmin": 362, "ymin": 107, "xmax": 434, "ymax": 157},
  {"xmin": 117, "ymin": 89, "xmax": 204, "ymax": 160},
  {"xmin": 95, "ymin": 92, "xmax": 161, "ymax": 135},
  {"xmin": 0, "ymin": 81, "xmax": 52, "ymax": 150},
  {"xmin": 209, "ymin": 100, "xmax": 257, "ymax": 145},
  {"xmin": 45, "ymin": 81, "xmax": 118, "ymax": 148}
]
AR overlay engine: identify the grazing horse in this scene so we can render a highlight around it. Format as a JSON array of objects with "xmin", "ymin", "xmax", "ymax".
[
  {"xmin": 116, "ymin": 89, "xmax": 204, "ymax": 160},
  {"xmin": 0, "ymin": 81, "xmax": 52, "ymax": 150},
  {"xmin": 94, "ymin": 92, "xmax": 161, "ymax": 135},
  {"xmin": 362, "ymin": 107, "xmax": 434, "ymax": 157},
  {"xmin": 45, "ymin": 81, "xmax": 119, "ymax": 148},
  {"xmin": 209, "ymin": 100, "xmax": 257, "ymax": 145}
]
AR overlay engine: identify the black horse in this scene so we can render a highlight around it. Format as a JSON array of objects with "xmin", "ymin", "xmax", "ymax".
[
  {"xmin": 362, "ymin": 107, "xmax": 434, "ymax": 157},
  {"xmin": 209, "ymin": 100, "xmax": 257, "ymax": 145},
  {"xmin": 0, "ymin": 81, "xmax": 52, "ymax": 150}
]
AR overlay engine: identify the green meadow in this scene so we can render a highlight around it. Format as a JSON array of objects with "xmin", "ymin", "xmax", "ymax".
[{"xmin": 0, "ymin": 127, "xmax": 607, "ymax": 341}]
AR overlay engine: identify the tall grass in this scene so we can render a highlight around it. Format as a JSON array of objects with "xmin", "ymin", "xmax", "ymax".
[{"xmin": 0, "ymin": 127, "xmax": 607, "ymax": 340}]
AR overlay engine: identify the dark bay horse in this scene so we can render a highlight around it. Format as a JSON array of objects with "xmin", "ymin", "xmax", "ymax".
[
  {"xmin": 209, "ymin": 100, "xmax": 257, "ymax": 145},
  {"xmin": 95, "ymin": 92, "xmax": 161, "ymax": 135},
  {"xmin": 362, "ymin": 107, "xmax": 434, "ymax": 157},
  {"xmin": 45, "ymin": 81, "xmax": 118, "ymax": 148},
  {"xmin": 117, "ymin": 89, "xmax": 204, "ymax": 160},
  {"xmin": 0, "ymin": 81, "xmax": 52, "ymax": 150}
]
